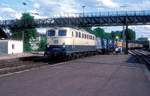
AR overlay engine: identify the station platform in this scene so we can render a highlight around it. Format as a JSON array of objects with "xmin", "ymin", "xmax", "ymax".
[{"xmin": 0, "ymin": 55, "xmax": 150, "ymax": 96}]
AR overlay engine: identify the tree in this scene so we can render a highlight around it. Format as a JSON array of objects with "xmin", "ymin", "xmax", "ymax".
[
  {"xmin": 38, "ymin": 36, "xmax": 47, "ymax": 51},
  {"xmin": 10, "ymin": 13, "xmax": 36, "ymax": 52},
  {"xmin": 126, "ymin": 28, "xmax": 136, "ymax": 40},
  {"xmin": 110, "ymin": 31, "xmax": 123, "ymax": 40},
  {"xmin": 23, "ymin": 28, "xmax": 36, "ymax": 51},
  {"xmin": 92, "ymin": 27, "xmax": 105, "ymax": 38},
  {"xmin": 111, "ymin": 31, "xmax": 115, "ymax": 40},
  {"xmin": 10, "ymin": 29, "xmax": 22, "ymax": 40},
  {"xmin": 104, "ymin": 32, "xmax": 112, "ymax": 39}
]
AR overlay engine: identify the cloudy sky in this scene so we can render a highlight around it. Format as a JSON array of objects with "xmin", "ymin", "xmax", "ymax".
[{"xmin": 0, "ymin": 0, "xmax": 150, "ymax": 38}]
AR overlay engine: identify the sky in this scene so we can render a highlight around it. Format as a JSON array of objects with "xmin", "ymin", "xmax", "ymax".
[{"xmin": 0, "ymin": 0, "xmax": 150, "ymax": 38}]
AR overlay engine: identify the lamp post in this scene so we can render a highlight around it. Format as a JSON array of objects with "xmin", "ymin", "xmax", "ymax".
[
  {"xmin": 22, "ymin": 2, "xmax": 28, "ymax": 51},
  {"xmin": 22, "ymin": 2, "xmax": 27, "ymax": 42},
  {"xmin": 22, "ymin": 2, "xmax": 27, "ymax": 13},
  {"xmin": 82, "ymin": 5, "xmax": 85, "ymax": 17}
]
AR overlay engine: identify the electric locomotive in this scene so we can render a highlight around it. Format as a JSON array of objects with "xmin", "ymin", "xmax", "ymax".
[{"xmin": 44, "ymin": 27, "xmax": 97, "ymax": 58}]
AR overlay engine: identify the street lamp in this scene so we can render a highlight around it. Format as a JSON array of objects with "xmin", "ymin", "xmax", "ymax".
[
  {"xmin": 82, "ymin": 5, "xmax": 85, "ymax": 16},
  {"xmin": 22, "ymin": 1, "xmax": 28, "ymax": 52},
  {"xmin": 22, "ymin": 2, "xmax": 27, "ymax": 42},
  {"xmin": 22, "ymin": 2, "xmax": 27, "ymax": 13}
]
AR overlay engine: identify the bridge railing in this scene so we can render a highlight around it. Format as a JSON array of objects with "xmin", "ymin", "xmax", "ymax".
[
  {"xmin": 55, "ymin": 10, "xmax": 150, "ymax": 18},
  {"xmin": 0, "ymin": 10, "xmax": 150, "ymax": 28}
]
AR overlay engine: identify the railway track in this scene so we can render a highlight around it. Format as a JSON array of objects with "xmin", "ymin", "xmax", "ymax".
[
  {"xmin": 0, "ymin": 53, "xmax": 100, "ymax": 75},
  {"xmin": 0, "ymin": 55, "xmax": 68, "ymax": 75},
  {"xmin": 129, "ymin": 50, "xmax": 150, "ymax": 70}
]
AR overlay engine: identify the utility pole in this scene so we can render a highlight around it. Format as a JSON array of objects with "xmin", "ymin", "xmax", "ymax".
[{"xmin": 125, "ymin": 24, "xmax": 128, "ymax": 54}]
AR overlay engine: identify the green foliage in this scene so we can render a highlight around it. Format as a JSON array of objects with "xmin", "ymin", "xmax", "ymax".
[
  {"xmin": 24, "ymin": 29, "xmax": 36, "ymax": 41},
  {"xmin": 110, "ymin": 28, "xmax": 136, "ymax": 40},
  {"xmin": 10, "ymin": 29, "xmax": 22, "ymax": 40},
  {"xmin": 10, "ymin": 13, "xmax": 36, "ymax": 52},
  {"xmin": 38, "ymin": 36, "xmax": 47, "ymax": 51},
  {"xmin": 23, "ymin": 28, "xmax": 36, "ymax": 51},
  {"xmin": 126, "ymin": 29, "xmax": 136, "ymax": 40},
  {"xmin": 24, "ymin": 41, "xmax": 32, "ymax": 51},
  {"xmin": 21, "ymin": 13, "xmax": 34, "ymax": 21},
  {"xmin": 104, "ymin": 32, "xmax": 112, "ymax": 39},
  {"xmin": 111, "ymin": 31, "xmax": 123, "ymax": 40},
  {"xmin": 92, "ymin": 27, "xmax": 105, "ymax": 38},
  {"xmin": 111, "ymin": 31, "xmax": 115, "ymax": 40}
]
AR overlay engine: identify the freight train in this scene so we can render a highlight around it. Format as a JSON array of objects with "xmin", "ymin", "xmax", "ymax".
[
  {"xmin": 116, "ymin": 41, "xmax": 143, "ymax": 49},
  {"xmin": 44, "ymin": 27, "xmax": 144, "ymax": 58},
  {"xmin": 128, "ymin": 41, "xmax": 143, "ymax": 49},
  {"xmin": 44, "ymin": 27, "xmax": 105, "ymax": 58}
]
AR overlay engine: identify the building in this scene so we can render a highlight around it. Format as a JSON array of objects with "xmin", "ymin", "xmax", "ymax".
[
  {"xmin": 0, "ymin": 40, "xmax": 23, "ymax": 55},
  {"xmin": 0, "ymin": 29, "xmax": 23, "ymax": 55}
]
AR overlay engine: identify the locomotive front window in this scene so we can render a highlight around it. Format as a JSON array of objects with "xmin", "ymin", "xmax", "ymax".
[
  {"xmin": 58, "ymin": 30, "xmax": 67, "ymax": 36},
  {"xmin": 48, "ymin": 30, "xmax": 55, "ymax": 36}
]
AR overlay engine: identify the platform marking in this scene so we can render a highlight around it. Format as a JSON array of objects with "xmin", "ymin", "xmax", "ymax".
[{"xmin": 0, "ymin": 69, "xmax": 31, "ymax": 78}]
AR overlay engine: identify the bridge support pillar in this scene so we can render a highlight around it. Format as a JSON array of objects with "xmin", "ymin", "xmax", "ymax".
[{"xmin": 125, "ymin": 25, "xmax": 128, "ymax": 54}]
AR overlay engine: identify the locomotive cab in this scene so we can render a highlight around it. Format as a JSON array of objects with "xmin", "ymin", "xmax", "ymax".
[{"xmin": 44, "ymin": 28, "xmax": 72, "ymax": 57}]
